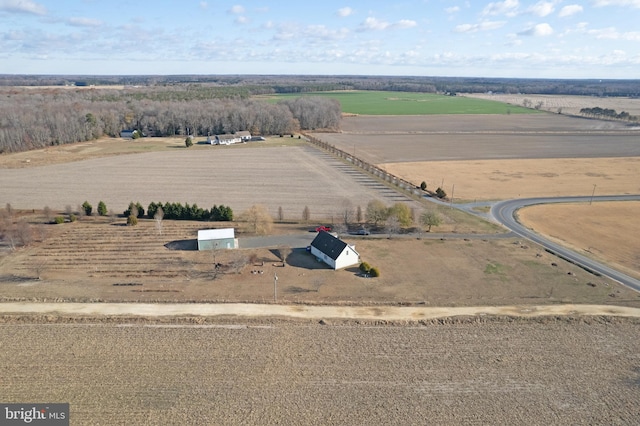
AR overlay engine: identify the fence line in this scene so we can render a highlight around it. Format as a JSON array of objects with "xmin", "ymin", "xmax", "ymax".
[{"xmin": 302, "ymin": 133, "xmax": 434, "ymax": 199}]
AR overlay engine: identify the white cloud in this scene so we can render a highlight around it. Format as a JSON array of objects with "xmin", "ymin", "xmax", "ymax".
[
  {"xmin": 558, "ymin": 4, "xmax": 584, "ymax": 16},
  {"xmin": 454, "ymin": 21, "xmax": 505, "ymax": 33},
  {"xmin": 337, "ymin": 7, "xmax": 354, "ymax": 17},
  {"xmin": 482, "ymin": 0, "xmax": 520, "ymax": 17},
  {"xmin": 67, "ymin": 17, "xmax": 103, "ymax": 27},
  {"xmin": 199, "ymin": 1, "xmax": 208, "ymax": 10},
  {"xmin": 395, "ymin": 19, "xmax": 417, "ymax": 29},
  {"xmin": 528, "ymin": 1, "xmax": 555, "ymax": 17},
  {"xmin": 357, "ymin": 17, "xmax": 418, "ymax": 31},
  {"xmin": 592, "ymin": 0, "xmax": 640, "ymax": 7},
  {"xmin": 588, "ymin": 26, "xmax": 640, "ymax": 40},
  {"xmin": 235, "ymin": 16, "xmax": 248, "ymax": 24},
  {"xmin": 0, "ymin": 0, "xmax": 46, "ymax": 15},
  {"xmin": 359, "ymin": 17, "xmax": 390, "ymax": 31},
  {"xmin": 445, "ymin": 6, "xmax": 460, "ymax": 14},
  {"xmin": 228, "ymin": 5, "xmax": 245, "ymax": 14},
  {"xmin": 519, "ymin": 22, "xmax": 554, "ymax": 36}
]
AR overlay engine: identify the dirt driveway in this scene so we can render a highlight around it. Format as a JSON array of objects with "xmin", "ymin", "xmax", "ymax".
[{"xmin": 1, "ymin": 302, "xmax": 639, "ymax": 320}]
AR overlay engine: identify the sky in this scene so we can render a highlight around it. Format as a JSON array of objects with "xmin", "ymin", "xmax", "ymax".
[{"xmin": 0, "ymin": 0, "xmax": 639, "ymax": 78}]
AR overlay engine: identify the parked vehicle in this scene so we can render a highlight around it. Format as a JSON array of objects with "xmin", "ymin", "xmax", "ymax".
[
  {"xmin": 315, "ymin": 226, "xmax": 332, "ymax": 232},
  {"xmin": 356, "ymin": 228, "xmax": 370, "ymax": 235}
]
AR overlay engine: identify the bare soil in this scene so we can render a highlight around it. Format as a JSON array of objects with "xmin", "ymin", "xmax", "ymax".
[
  {"xmin": 0, "ymin": 138, "xmax": 421, "ymax": 220},
  {"xmin": 0, "ymin": 319, "xmax": 638, "ymax": 424},
  {"xmin": 519, "ymin": 201, "xmax": 640, "ymax": 280}
]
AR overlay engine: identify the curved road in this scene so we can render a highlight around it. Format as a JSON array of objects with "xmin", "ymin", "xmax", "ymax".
[{"xmin": 491, "ymin": 195, "xmax": 640, "ymax": 293}]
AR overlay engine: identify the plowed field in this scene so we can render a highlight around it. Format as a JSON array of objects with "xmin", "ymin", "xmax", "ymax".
[{"xmin": 1, "ymin": 319, "xmax": 638, "ymax": 424}]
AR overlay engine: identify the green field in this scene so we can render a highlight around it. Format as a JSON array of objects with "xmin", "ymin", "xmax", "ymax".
[{"xmin": 264, "ymin": 91, "xmax": 539, "ymax": 115}]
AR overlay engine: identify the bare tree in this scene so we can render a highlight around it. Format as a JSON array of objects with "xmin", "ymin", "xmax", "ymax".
[
  {"xmin": 302, "ymin": 205, "xmax": 310, "ymax": 222},
  {"xmin": 385, "ymin": 215, "xmax": 400, "ymax": 238},
  {"xmin": 43, "ymin": 206, "xmax": 52, "ymax": 223},
  {"xmin": 356, "ymin": 205, "xmax": 363, "ymax": 223},
  {"xmin": 275, "ymin": 245, "xmax": 292, "ymax": 264},
  {"xmin": 365, "ymin": 200, "xmax": 389, "ymax": 226},
  {"xmin": 338, "ymin": 198, "xmax": 354, "ymax": 228},
  {"xmin": 229, "ymin": 253, "xmax": 249, "ymax": 274},
  {"xmin": 277, "ymin": 206, "xmax": 284, "ymax": 221},
  {"xmin": 243, "ymin": 205, "xmax": 273, "ymax": 235},
  {"xmin": 154, "ymin": 206, "xmax": 164, "ymax": 235}
]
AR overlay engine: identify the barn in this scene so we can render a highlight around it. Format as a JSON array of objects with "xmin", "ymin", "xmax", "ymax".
[
  {"xmin": 197, "ymin": 228, "xmax": 238, "ymax": 250},
  {"xmin": 310, "ymin": 231, "xmax": 360, "ymax": 270}
]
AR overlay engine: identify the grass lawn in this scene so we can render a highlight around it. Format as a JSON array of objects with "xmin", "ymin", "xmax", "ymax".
[{"xmin": 262, "ymin": 91, "xmax": 540, "ymax": 115}]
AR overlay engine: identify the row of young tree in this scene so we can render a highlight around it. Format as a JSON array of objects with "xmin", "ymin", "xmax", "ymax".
[
  {"xmin": 0, "ymin": 86, "xmax": 342, "ymax": 153},
  {"xmin": 579, "ymin": 107, "xmax": 638, "ymax": 121},
  {"xmin": 125, "ymin": 201, "xmax": 234, "ymax": 222}
]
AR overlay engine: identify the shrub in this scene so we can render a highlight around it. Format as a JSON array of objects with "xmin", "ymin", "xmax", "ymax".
[
  {"xmin": 82, "ymin": 201, "xmax": 92, "ymax": 216},
  {"xmin": 127, "ymin": 215, "xmax": 138, "ymax": 226},
  {"xmin": 124, "ymin": 202, "xmax": 145, "ymax": 218},
  {"xmin": 420, "ymin": 181, "xmax": 427, "ymax": 191},
  {"xmin": 359, "ymin": 262, "xmax": 371, "ymax": 273},
  {"xmin": 369, "ymin": 267, "xmax": 381, "ymax": 277},
  {"xmin": 435, "ymin": 187, "xmax": 447, "ymax": 199},
  {"xmin": 54, "ymin": 216, "xmax": 65, "ymax": 224},
  {"xmin": 185, "ymin": 136, "xmax": 193, "ymax": 147},
  {"xmin": 97, "ymin": 201, "xmax": 107, "ymax": 216}
]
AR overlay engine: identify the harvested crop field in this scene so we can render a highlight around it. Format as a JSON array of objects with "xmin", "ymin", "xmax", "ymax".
[
  {"xmin": 1, "ymin": 319, "xmax": 639, "ymax": 424},
  {"xmin": 316, "ymin": 114, "xmax": 640, "ymax": 164},
  {"xmin": 463, "ymin": 93, "xmax": 640, "ymax": 117},
  {"xmin": 383, "ymin": 157, "xmax": 640, "ymax": 200},
  {"xmin": 519, "ymin": 201, "xmax": 640, "ymax": 280},
  {"xmin": 0, "ymin": 142, "xmax": 417, "ymax": 218}
]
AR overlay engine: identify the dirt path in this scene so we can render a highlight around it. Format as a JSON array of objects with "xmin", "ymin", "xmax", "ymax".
[{"xmin": 1, "ymin": 302, "xmax": 639, "ymax": 320}]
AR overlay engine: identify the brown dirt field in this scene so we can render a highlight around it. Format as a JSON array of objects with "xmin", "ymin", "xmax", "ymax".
[
  {"xmin": 463, "ymin": 93, "xmax": 640, "ymax": 117},
  {"xmin": 316, "ymin": 115, "xmax": 640, "ymax": 164},
  {"xmin": 519, "ymin": 201, "xmax": 640, "ymax": 280},
  {"xmin": 1, "ymin": 216, "xmax": 638, "ymax": 307},
  {"xmin": 382, "ymin": 157, "xmax": 640, "ymax": 200},
  {"xmin": 0, "ymin": 139, "xmax": 422, "ymax": 220},
  {"xmin": 1, "ymin": 320, "xmax": 638, "ymax": 424}
]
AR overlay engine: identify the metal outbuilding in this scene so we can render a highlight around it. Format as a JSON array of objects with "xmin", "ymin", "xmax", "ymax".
[{"xmin": 197, "ymin": 228, "xmax": 238, "ymax": 250}]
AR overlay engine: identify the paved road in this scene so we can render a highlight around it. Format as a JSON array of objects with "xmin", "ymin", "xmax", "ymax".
[{"xmin": 491, "ymin": 195, "xmax": 640, "ymax": 293}]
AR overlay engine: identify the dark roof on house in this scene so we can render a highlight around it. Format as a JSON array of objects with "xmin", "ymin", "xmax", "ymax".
[{"xmin": 310, "ymin": 231, "xmax": 348, "ymax": 261}]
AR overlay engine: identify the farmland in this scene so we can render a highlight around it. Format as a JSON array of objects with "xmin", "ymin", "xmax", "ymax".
[
  {"xmin": 263, "ymin": 90, "xmax": 538, "ymax": 115},
  {"xmin": 1, "ymin": 319, "xmax": 638, "ymax": 424}
]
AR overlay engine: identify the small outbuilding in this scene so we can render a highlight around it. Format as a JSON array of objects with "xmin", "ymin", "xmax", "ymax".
[
  {"xmin": 197, "ymin": 228, "xmax": 238, "ymax": 250},
  {"xmin": 310, "ymin": 231, "xmax": 360, "ymax": 270}
]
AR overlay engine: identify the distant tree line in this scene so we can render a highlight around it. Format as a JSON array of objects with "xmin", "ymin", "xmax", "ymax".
[
  {"xmin": 0, "ymin": 87, "xmax": 341, "ymax": 153},
  {"xmin": 2, "ymin": 74, "xmax": 638, "ymax": 97},
  {"xmin": 126, "ymin": 201, "xmax": 234, "ymax": 221},
  {"xmin": 579, "ymin": 107, "xmax": 638, "ymax": 121}
]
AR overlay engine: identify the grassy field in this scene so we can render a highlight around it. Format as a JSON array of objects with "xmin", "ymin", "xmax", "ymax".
[{"xmin": 263, "ymin": 91, "xmax": 538, "ymax": 115}]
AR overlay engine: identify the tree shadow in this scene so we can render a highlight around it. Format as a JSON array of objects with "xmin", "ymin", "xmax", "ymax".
[
  {"xmin": 165, "ymin": 239, "xmax": 198, "ymax": 251},
  {"xmin": 285, "ymin": 286, "xmax": 314, "ymax": 294}
]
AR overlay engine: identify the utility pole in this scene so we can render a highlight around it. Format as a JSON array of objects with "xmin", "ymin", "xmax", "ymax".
[
  {"xmin": 274, "ymin": 272, "xmax": 278, "ymax": 303},
  {"xmin": 450, "ymin": 184, "xmax": 455, "ymax": 207},
  {"xmin": 590, "ymin": 184, "xmax": 597, "ymax": 205}
]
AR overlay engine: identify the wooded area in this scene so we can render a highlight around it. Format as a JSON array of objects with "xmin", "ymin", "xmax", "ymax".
[{"xmin": 0, "ymin": 86, "xmax": 340, "ymax": 153}]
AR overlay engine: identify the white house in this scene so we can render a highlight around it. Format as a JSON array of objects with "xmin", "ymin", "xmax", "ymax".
[
  {"xmin": 197, "ymin": 228, "xmax": 238, "ymax": 250},
  {"xmin": 310, "ymin": 231, "xmax": 360, "ymax": 270},
  {"xmin": 208, "ymin": 131, "xmax": 251, "ymax": 145}
]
